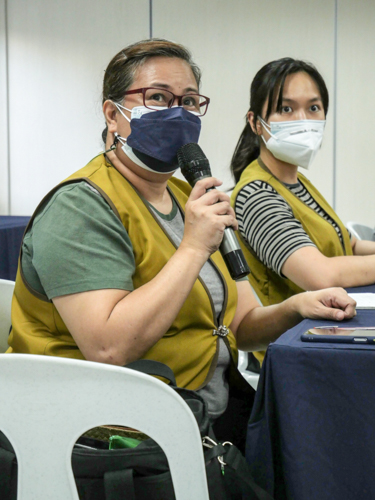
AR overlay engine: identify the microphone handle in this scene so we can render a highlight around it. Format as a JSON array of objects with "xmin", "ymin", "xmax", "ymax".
[{"xmin": 195, "ymin": 176, "xmax": 250, "ymax": 280}]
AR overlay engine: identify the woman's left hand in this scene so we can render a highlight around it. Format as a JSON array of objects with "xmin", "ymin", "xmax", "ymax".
[
  {"xmin": 293, "ymin": 287, "xmax": 357, "ymax": 321},
  {"xmin": 233, "ymin": 283, "xmax": 357, "ymax": 351}
]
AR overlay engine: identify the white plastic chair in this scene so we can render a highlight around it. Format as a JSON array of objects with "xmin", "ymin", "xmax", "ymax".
[
  {"xmin": 346, "ymin": 221, "xmax": 375, "ymax": 241},
  {"xmin": 0, "ymin": 354, "xmax": 209, "ymax": 500},
  {"xmin": 237, "ymin": 285, "xmax": 261, "ymax": 390},
  {"xmin": 238, "ymin": 350, "xmax": 259, "ymax": 390},
  {"xmin": 0, "ymin": 279, "xmax": 15, "ymax": 352}
]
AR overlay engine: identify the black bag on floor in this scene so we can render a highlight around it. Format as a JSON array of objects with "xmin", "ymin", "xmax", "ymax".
[{"xmin": 0, "ymin": 360, "xmax": 273, "ymax": 500}]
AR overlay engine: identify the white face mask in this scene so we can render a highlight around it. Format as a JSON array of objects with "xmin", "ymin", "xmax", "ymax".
[
  {"xmin": 115, "ymin": 103, "xmax": 167, "ymax": 122},
  {"xmin": 259, "ymin": 117, "xmax": 326, "ymax": 170},
  {"xmin": 115, "ymin": 103, "xmax": 200, "ymax": 121}
]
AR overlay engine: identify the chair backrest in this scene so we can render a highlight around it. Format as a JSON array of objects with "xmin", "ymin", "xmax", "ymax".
[
  {"xmin": 237, "ymin": 285, "xmax": 262, "ymax": 390},
  {"xmin": 0, "ymin": 279, "xmax": 15, "ymax": 353},
  {"xmin": 346, "ymin": 221, "xmax": 375, "ymax": 241},
  {"xmin": 237, "ymin": 351, "xmax": 259, "ymax": 390},
  {"xmin": 0, "ymin": 354, "xmax": 209, "ymax": 500}
]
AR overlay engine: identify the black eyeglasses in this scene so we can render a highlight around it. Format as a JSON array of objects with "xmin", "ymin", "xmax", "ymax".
[{"xmin": 123, "ymin": 87, "xmax": 210, "ymax": 116}]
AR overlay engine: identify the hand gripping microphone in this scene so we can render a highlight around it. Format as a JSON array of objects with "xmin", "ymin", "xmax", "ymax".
[{"xmin": 177, "ymin": 143, "xmax": 250, "ymax": 280}]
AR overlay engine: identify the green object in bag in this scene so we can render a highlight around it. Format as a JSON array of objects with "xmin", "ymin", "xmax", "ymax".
[
  {"xmin": 109, "ymin": 435, "xmax": 142, "ymax": 450},
  {"xmin": 0, "ymin": 360, "xmax": 272, "ymax": 500}
]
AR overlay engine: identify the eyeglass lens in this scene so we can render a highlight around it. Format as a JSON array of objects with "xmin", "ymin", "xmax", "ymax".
[{"xmin": 144, "ymin": 88, "xmax": 208, "ymax": 116}]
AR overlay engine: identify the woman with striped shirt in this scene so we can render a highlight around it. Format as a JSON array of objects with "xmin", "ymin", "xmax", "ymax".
[{"xmin": 230, "ymin": 58, "xmax": 375, "ymax": 365}]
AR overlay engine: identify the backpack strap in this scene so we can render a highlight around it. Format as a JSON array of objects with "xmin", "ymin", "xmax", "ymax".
[
  {"xmin": 104, "ymin": 469, "xmax": 136, "ymax": 500},
  {"xmin": 0, "ymin": 447, "xmax": 16, "ymax": 499},
  {"xmin": 125, "ymin": 359, "xmax": 177, "ymax": 386}
]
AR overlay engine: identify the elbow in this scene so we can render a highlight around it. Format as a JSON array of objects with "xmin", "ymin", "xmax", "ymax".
[
  {"xmin": 236, "ymin": 326, "xmax": 271, "ymax": 352},
  {"xmin": 85, "ymin": 345, "xmax": 130, "ymax": 367},
  {"xmin": 237, "ymin": 338, "xmax": 270, "ymax": 352},
  {"xmin": 76, "ymin": 328, "xmax": 143, "ymax": 367},
  {"xmin": 302, "ymin": 272, "xmax": 340, "ymax": 291}
]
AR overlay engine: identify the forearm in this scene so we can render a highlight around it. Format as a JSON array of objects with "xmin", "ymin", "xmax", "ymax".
[
  {"xmin": 283, "ymin": 247, "xmax": 375, "ymax": 290},
  {"xmin": 236, "ymin": 296, "xmax": 301, "ymax": 351},
  {"xmin": 352, "ymin": 238, "xmax": 375, "ymax": 256},
  {"xmin": 311, "ymin": 254, "xmax": 375, "ymax": 289},
  {"xmin": 106, "ymin": 246, "xmax": 207, "ymax": 360},
  {"xmin": 59, "ymin": 244, "xmax": 208, "ymax": 366}
]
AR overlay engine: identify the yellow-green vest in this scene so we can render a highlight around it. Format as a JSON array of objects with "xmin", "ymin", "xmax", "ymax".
[
  {"xmin": 231, "ymin": 159, "xmax": 352, "ymax": 364},
  {"xmin": 8, "ymin": 154, "xmax": 238, "ymax": 390}
]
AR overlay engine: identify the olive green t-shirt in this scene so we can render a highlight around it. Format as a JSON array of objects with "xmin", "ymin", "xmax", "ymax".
[{"xmin": 21, "ymin": 182, "xmax": 136, "ymax": 298}]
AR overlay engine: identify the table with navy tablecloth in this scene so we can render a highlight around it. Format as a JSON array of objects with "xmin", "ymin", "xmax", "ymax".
[
  {"xmin": 0, "ymin": 216, "xmax": 30, "ymax": 281},
  {"xmin": 246, "ymin": 285, "xmax": 375, "ymax": 500}
]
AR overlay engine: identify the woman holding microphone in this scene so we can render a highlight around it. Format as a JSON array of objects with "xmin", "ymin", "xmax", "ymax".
[{"xmin": 9, "ymin": 42, "xmax": 355, "ymax": 440}]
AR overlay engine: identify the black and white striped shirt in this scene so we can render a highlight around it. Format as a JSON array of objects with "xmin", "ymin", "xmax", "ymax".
[{"xmin": 235, "ymin": 180, "xmax": 350, "ymax": 277}]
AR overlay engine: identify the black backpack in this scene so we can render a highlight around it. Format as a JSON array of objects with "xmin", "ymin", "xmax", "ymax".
[{"xmin": 0, "ymin": 360, "xmax": 273, "ymax": 500}]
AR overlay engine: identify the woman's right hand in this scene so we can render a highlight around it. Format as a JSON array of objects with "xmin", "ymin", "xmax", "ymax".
[{"xmin": 181, "ymin": 177, "xmax": 238, "ymax": 260}]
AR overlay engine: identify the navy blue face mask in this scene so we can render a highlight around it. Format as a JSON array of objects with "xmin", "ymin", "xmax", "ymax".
[{"xmin": 116, "ymin": 106, "xmax": 201, "ymax": 174}]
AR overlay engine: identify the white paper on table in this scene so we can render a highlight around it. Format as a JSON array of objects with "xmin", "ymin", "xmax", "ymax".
[{"xmin": 347, "ymin": 293, "xmax": 375, "ymax": 309}]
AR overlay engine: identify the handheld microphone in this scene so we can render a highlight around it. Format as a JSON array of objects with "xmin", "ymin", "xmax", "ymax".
[{"xmin": 177, "ymin": 143, "xmax": 250, "ymax": 280}]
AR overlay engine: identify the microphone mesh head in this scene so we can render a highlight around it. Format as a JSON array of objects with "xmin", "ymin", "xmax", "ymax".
[
  {"xmin": 177, "ymin": 143, "xmax": 211, "ymax": 186},
  {"xmin": 177, "ymin": 143, "xmax": 207, "ymax": 164}
]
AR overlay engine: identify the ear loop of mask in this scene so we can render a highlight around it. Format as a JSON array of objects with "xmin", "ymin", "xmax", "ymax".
[
  {"xmin": 104, "ymin": 132, "xmax": 127, "ymax": 154},
  {"xmin": 115, "ymin": 102, "xmax": 132, "ymax": 123},
  {"xmin": 104, "ymin": 101, "xmax": 130, "ymax": 154},
  {"xmin": 104, "ymin": 133, "xmax": 118, "ymax": 154},
  {"xmin": 258, "ymin": 117, "xmax": 271, "ymax": 146},
  {"xmin": 105, "ymin": 132, "xmax": 152, "ymax": 171}
]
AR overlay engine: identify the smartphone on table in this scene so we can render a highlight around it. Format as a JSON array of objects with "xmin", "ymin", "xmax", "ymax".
[{"xmin": 301, "ymin": 327, "xmax": 375, "ymax": 344}]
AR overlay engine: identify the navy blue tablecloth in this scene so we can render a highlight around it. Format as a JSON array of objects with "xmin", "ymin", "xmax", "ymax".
[
  {"xmin": 246, "ymin": 286, "xmax": 375, "ymax": 500},
  {"xmin": 0, "ymin": 216, "xmax": 30, "ymax": 281}
]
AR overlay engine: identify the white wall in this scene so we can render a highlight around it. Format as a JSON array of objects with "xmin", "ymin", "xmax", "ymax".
[
  {"xmin": 336, "ymin": 0, "xmax": 375, "ymax": 226},
  {"xmin": 1, "ymin": 0, "xmax": 375, "ymax": 226},
  {"xmin": 154, "ymin": 0, "xmax": 336, "ymax": 204},
  {"xmin": 0, "ymin": 0, "xmax": 9, "ymax": 214},
  {"xmin": 4, "ymin": 0, "xmax": 149, "ymax": 215}
]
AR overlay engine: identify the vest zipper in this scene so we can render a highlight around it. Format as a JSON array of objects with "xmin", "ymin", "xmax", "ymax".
[
  {"xmin": 144, "ymin": 186, "xmax": 232, "ymax": 390},
  {"xmin": 171, "ymin": 192, "xmax": 234, "ymax": 390}
]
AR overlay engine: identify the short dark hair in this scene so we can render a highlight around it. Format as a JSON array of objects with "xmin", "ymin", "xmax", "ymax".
[
  {"xmin": 102, "ymin": 38, "xmax": 201, "ymax": 143},
  {"xmin": 230, "ymin": 57, "xmax": 329, "ymax": 183}
]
